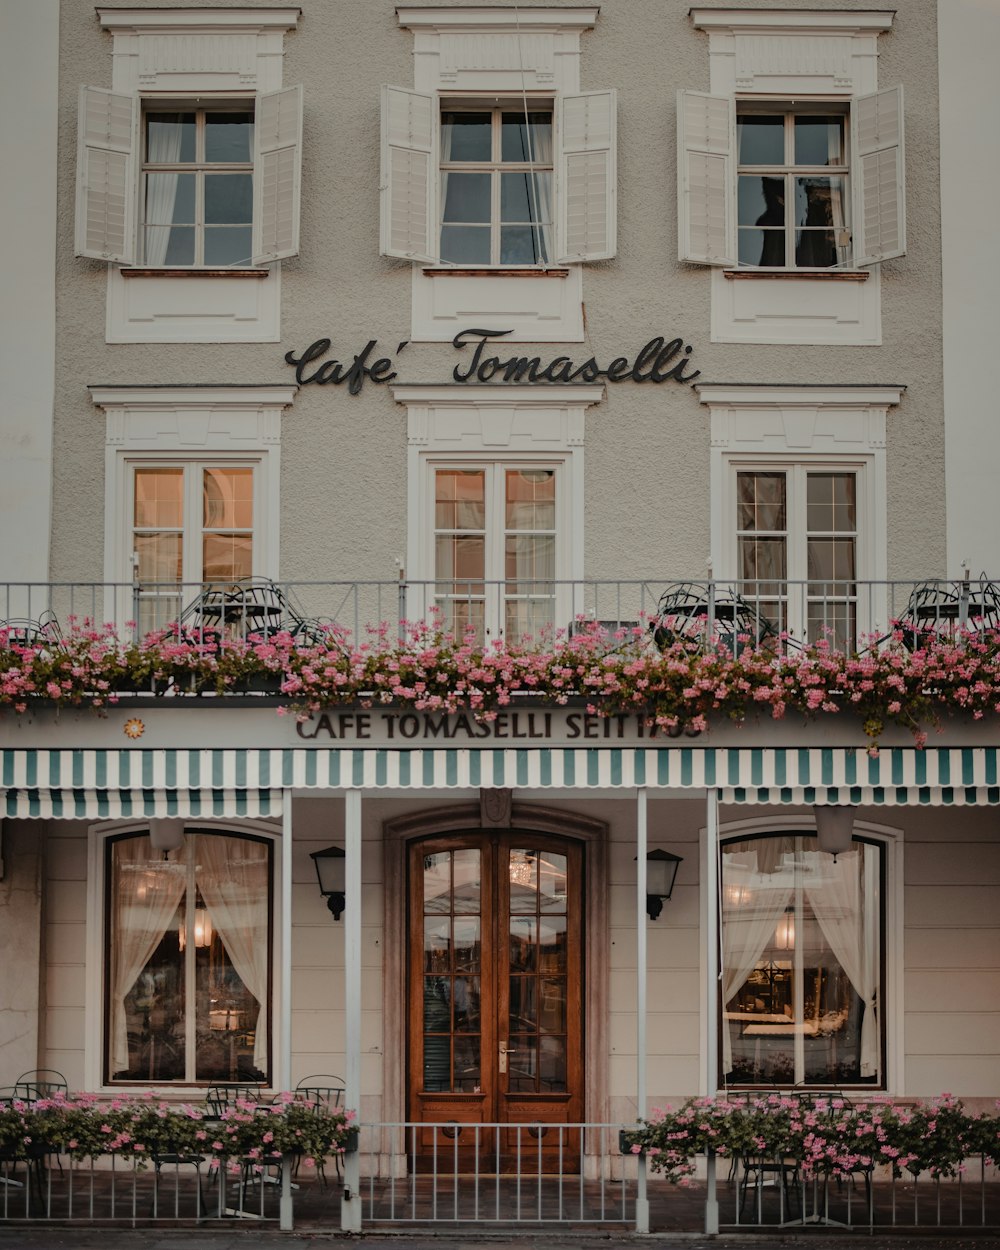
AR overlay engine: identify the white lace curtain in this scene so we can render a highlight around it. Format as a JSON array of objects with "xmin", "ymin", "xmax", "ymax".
[
  {"xmin": 110, "ymin": 838, "xmax": 187, "ymax": 1074},
  {"xmin": 144, "ymin": 116, "xmax": 184, "ymax": 265},
  {"xmin": 720, "ymin": 841, "xmax": 795, "ymax": 1073},
  {"xmin": 195, "ymin": 836, "xmax": 270, "ymax": 1073},
  {"xmin": 803, "ymin": 846, "xmax": 881, "ymax": 1077}
]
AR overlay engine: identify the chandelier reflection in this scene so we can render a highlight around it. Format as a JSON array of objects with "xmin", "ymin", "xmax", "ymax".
[{"xmin": 509, "ymin": 849, "xmax": 536, "ymax": 888}]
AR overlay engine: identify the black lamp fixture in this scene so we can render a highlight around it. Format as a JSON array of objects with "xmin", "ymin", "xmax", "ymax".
[
  {"xmin": 813, "ymin": 805, "xmax": 855, "ymax": 861},
  {"xmin": 310, "ymin": 845, "xmax": 346, "ymax": 920},
  {"xmin": 639, "ymin": 848, "xmax": 683, "ymax": 920}
]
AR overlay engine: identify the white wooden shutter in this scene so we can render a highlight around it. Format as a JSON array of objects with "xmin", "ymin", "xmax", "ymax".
[
  {"xmin": 75, "ymin": 85, "xmax": 137, "ymax": 263},
  {"xmin": 852, "ymin": 84, "xmax": 906, "ymax": 266},
  {"xmin": 252, "ymin": 84, "xmax": 303, "ymax": 264},
  {"xmin": 676, "ymin": 90, "xmax": 735, "ymax": 267},
  {"xmin": 556, "ymin": 89, "xmax": 617, "ymax": 263},
  {"xmin": 380, "ymin": 85, "xmax": 437, "ymax": 263}
]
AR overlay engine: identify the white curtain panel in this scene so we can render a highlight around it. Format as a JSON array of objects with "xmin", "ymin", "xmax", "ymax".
[
  {"xmin": 111, "ymin": 837, "xmax": 187, "ymax": 1075},
  {"xmin": 144, "ymin": 117, "xmax": 184, "ymax": 265}
]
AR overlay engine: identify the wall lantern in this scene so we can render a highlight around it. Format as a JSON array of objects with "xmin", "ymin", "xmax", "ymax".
[
  {"xmin": 639, "ymin": 848, "xmax": 683, "ymax": 920},
  {"xmin": 149, "ymin": 818, "xmax": 186, "ymax": 856},
  {"xmin": 310, "ymin": 845, "xmax": 346, "ymax": 920},
  {"xmin": 813, "ymin": 805, "xmax": 855, "ymax": 860}
]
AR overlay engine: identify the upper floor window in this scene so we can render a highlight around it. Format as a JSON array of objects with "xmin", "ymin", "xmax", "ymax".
[
  {"xmin": 75, "ymin": 84, "xmax": 302, "ymax": 268},
  {"xmin": 721, "ymin": 832, "xmax": 884, "ymax": 1089},
  {"xmin": 737, "ymin": 106, "xmax": 850, "ymax": 269},
  {"xmin": 142, "ymin": 106, "xmax": 255, "ymax": 267},
  {"xmin": 679, "ymin": 86, "xmax": 904, "ymax": 271},
  {"xmin": 107, "ymin": 829, "xmax": 272, "ymax": 1085},
  {"xmin": 380, "ymin": 86, "xmax": 615, "ymax": 268},
  {"xmin": 440, "ymin": 106, "xmax": 553, "ymax": 266}
]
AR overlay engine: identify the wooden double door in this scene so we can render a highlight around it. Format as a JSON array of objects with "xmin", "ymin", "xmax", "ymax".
[{"xmin": 407, "ymin": 832, "xmax": 584, "ymax": 1171}]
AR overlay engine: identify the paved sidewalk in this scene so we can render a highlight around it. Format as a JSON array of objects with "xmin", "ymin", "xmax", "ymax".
[{"xmin": 3, "ymin": 1232, "xmax": 1000, "ymax": 1250}]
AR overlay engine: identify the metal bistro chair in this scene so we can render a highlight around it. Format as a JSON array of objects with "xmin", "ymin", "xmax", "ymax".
[
  {"xmin": 651, "ymin": 583, "xmax": 777, "ymax": 654},
  {"xmin": 0, "ymin": 611, "xmax": 62, "ymax": 651},
  {"xmin": 181, "ymin": 580, "xmax": 336, "ymax": 648},
  {"xmin": 292, "ymin": 1075, "xmax": 345, "ymax": 1185},
  {"xmin": 203, "ymin": 1084, "xmax": 274, "ymax": 1217},
  {"xmin": 13, "ymin": 1069, "xmax": 68, "ymax": 1100}
]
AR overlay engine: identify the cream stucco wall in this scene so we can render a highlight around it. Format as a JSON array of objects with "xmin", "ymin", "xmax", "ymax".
[{"xmin": 51, "ymin": 0, "xmax": 945, "ymax": 592}]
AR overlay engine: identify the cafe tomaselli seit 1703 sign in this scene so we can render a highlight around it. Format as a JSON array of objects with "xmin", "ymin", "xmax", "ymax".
[{"xmin": 284, "ymin": 327, "xmax": 700, "ymax": 395}]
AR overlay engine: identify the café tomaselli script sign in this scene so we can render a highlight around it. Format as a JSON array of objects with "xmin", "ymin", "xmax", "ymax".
[{"xmin": 284, "ymin": 327, "xmax": 700, "ymax": 395}]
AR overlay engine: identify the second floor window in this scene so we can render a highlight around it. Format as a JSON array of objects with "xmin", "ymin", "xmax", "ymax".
[
  {"xmin": 440, "ymin": 107, "xmax": 553, "ymax": 266},
  {"xmin": 737, "ymin": 107, "xmax": 850, "ymax": 269},
  {"xmin": 142, "ymin": 107, "xmax": 254, "ymax": 266}
]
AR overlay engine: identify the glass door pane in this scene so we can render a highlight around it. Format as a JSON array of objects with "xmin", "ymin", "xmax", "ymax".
[
  {"xmin": 806, "ymin": 472, "xmax": 856, "ymax": 647},
  {"xmin": 421, "ymin": 848, "xmax": 483, "ymax": 1092},
  {"xmin": 504, "ymin": 469, "xmax": 556, "ymax": 641},
  {"xmin": 434, "ymin": 470, "xmax": 486, "ymax": 641},
  {"xmin": 134, "ymin": 467, "xmax": 184, "ymax": 633}
]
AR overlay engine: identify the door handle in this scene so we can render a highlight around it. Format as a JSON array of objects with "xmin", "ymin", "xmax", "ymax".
[{"xmin": 499, "ymin": 1041, "xmax": 517, "ymax": 1073}]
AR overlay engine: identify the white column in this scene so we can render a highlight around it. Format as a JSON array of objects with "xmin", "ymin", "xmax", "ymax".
[
  {"xmin": 280, "ymin": 796, "xmax": 293, "ymax": 1090},
  {"xmin": 704, "ymin": 790, "xmax": 720, "ymax": 1234},
  {"xmin": 634, "ymin": 787, "xmax": 649, "ymax": 1234},
  {"xmin": 341, "ymin": 788, "xmax": 363, "ymax": 1233}
]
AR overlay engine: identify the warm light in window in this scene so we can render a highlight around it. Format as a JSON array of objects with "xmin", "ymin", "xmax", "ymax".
[
  {"xmin": 774, "ymin": 908, "xmax": 795, "ymax": 951},
  {"xmin": 179, "ymin": 906, "xmax": 212, "ymax": 950}
]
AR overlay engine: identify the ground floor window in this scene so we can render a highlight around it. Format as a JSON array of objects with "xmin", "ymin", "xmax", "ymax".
[
  {"xmin": 721, "ymin": 832, "xmax": 883, "ymax": 1087},
  {"xmin": 106, "ymin": 829, "xmax": 272, "ymax": 1084}
]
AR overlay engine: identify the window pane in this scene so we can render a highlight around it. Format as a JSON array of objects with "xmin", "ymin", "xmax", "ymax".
[
  {"xmin": 538, "ymin": 852, "xmax": 567, "ymax": 913},
  {"xmin": 501, "ymin": 112, "xmax": 552, "ymax": 162},
  {"xmin": 737, "ymin": 114, "xmax": 784, "ymax": 165},
  {"xmin": 739, "ymin": 537, "xmax": 787, "ymax": 586},
  {"xmin": 135, "ymin": 532, "xmax": 183, "ymax": 584},
  {"xmin": 204, "ymin": 225, "xmax": 253, "ymax": 266},
  {"xmin": 145, "ymin": 225, "xmax": 195, "ymax": 266},
  {"xmin": 509, "ymin": 848, "xmax": 538, "ymax": 913},
  {"xmin": 135, "ymin": 468, "xmax": 183, "ymax": 528},
  {"xmin": 808, "ymin": 537, "xmax": 856, "ymax": 586},
  {"xmin": 205, "ymin": 173, "xmax": 253, "ymax": 224},
  {"xmin": 435, "ymin": 534, "xmax": 485, "ymax": 581},
  {"xmin": 203, "ymin": 468, "xmax": 253, "ymax": 530},
  {"xmin": 738, "ymin": 228, "xmax": 785, "ymax": 268},
  {"xmin": 794, "ymin": 176, "xmax": 846, "ymax": 229},
  {"xmin": 505, "ymin": 534, "xmax": 555, "ymax": 585},
  {"xmin": 506, "ymin": 469, "xmax": 555, "ymax": 529},
  {"xmin": 441, "ymin": 112, "xmax": 491, "ymax": 162},
  {"xmin": 435, "ymin": 597, "xmax": 485, "ymax": 644},
  {"xmin": 441, "ymin": 171, "xmax": 490, "ymax": 223},
  {"xmin": 501, "ymin": 171, "xmax": 551, "ymax": 223},
  {"xmin": 794, "ymin": 115, "xmax": 844, "ymax": 166},
  {"xmin": 452, "ymin": 848, "xmax": 482, "ymax": 915},
  {"xmin": 795, "ymin": 229, "xmax": 842, "ymax": 269},
  {"xmin": 737, "ymin": 472, "xmax": 786, "ymax": 532},
  {"xmin": 808, "ymin": 601, "xmax": 856, "ymax": 649},
  {"xmin": 424, "ymin": 919, "xmax": 451, "ymax": 973},
  {"xmin": 440, "ymin": 224, "xmax": 491, "ymax": 265},
  {"xmin": 423, "ymin": 851, "xmax": 452, "ymax": 914},
  {"xmin": 203, "ymin": 533, "xmax": 252, "ymax": 584},
  {"xmin": 145, "ymin": 172, "xmax": 195, "ymax": 225},
  {"xmin": 453, "ymin": 918, "xmax": 481, "ymax": 973},
  {"xmin": 435, "ymin": 470, "xmax": 485, "ymax": 530},
  {"xmin": 510, "ymin": 976, "xmax": 537, "ymax": 1032},
  {"xmin": 505, "ymin": 597, "xmax": 555, "ymax": 641},
  {"xmin": 205, "ymin": 112, "xmax": 254, "ymax": 163},
  {"xmin": 807, "ymin": 473, "xmax": 855, "ymax": 532},
  {"xmin": 145, "ymin": 112, "xmax": 196, "ymax": 163},
  {"xmin": 500, "ymin": 225, "xmax": 550, "ymax": 265}
]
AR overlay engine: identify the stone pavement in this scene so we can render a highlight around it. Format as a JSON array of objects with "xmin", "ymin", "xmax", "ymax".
[{"xmin": 3, "ymin": 1232, "xmax": 1000, "ymax": 1250}]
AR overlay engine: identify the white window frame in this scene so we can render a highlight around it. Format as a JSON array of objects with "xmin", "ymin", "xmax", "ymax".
[
  {"xmin": 84, "ymin": 820, "xmax": 284, "ymax": 1093},
  {"xmin": 437, "ymin": 98, "xmax": 556, "ymax": 269},
  {"xmin": 700, "ymin": 814, "xmax": 903, "ymax": 1096},
  {"xmin": 425, "ymin": 456, "xmax": 569, "ymax": 644},
  {"xmin": 726, "ymin": 458, "xmax": 867, "ymax": 647},
  {"xmin": 396, "ymin": 384, "xmax": 602, "ymax": 638},
  {"xmin": 388, "ymin": 7, "xmax": 608, "ymax": 341},
  {"xmin": 91, "ymin": 384, "xmax": 293, "ymax": 632},
  {"xmin": 701, "ymin": 383, "xmax": 901, "ymax": 641},
  {"xmin": 734, "ymin": 101, "xmax": 852, "ymax": 271},
  {"xmin": 682, "ymin": 10, "xmax": 901, "ymax": 346}
]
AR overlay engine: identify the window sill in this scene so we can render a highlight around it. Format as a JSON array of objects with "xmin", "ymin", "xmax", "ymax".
[
  {"xmin": 421, "ymin": 267, "xmax": 570, "ymax": 279},
  {"xmin": 119, "ymin": 268, "xmax": 269, "ymax": 279},
  {"xmin": 723, "ymin": 269, "xmax": 869, "ymax": 282}
]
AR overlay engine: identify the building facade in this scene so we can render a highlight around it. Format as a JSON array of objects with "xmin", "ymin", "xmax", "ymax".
[{"xmin": 1, "ymin": 0, "xmax": 999, "ymax": 1231}]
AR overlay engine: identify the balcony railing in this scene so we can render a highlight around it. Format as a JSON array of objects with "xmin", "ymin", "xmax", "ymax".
[{"xmin": 1, "ymin": 577, "xmax": 997, "ymax": 652}]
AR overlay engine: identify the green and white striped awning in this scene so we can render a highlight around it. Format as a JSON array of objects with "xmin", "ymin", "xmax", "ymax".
[{"xmin": 3, "ymin": 746, "xmax": 1000, "ymax": 817}]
